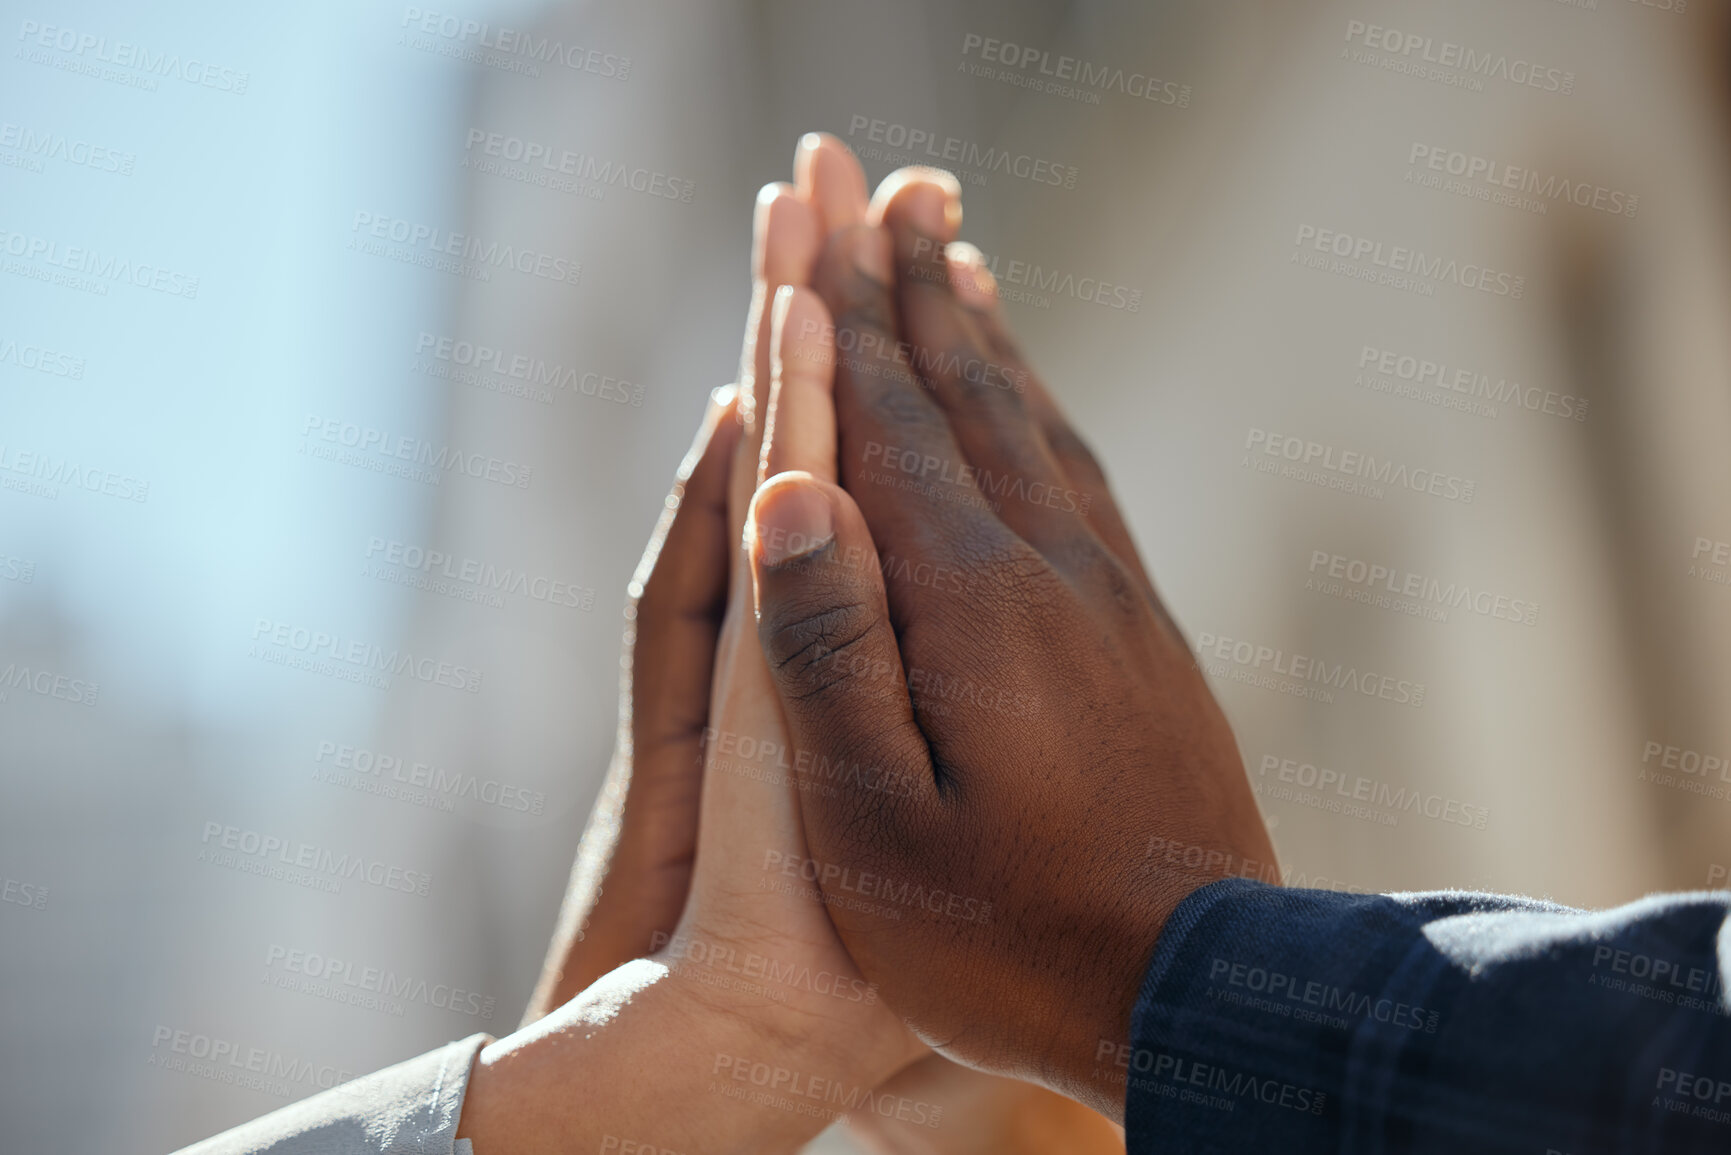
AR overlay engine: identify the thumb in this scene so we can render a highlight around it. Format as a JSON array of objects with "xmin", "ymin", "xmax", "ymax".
[{"xmin": 747, "ymin": 473, "xmax": 940, "ymax": 816}]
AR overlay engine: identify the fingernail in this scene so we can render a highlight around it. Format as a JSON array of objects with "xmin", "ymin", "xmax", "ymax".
[
  {"xmin": 902, "ymin": 171, "xmax": 962, "ymax": 242},
  {"xmin": 934, "ymin": 171, "xmax": 964, "ymax": 235},
  {"xmin": 752, "ymin": 182, "xmax": 794, "ymax": 281},
  {"xmin": 902, "ymin": 184, "xmax": 946, "ymax": 242},
  {"xmin": 852, "ymin": 225, "xmax": 892, "ymax": 284},
  {"xmin": 795, "ymin": 132, "xmax": 823, "ymax": 184},
  {"xmin": 946, "ymin": 241, "xmax": 996, "ymax": 304},
  {"xmin": 753, "ymin": 480, "xmax": 834, "ymax": 566},
  {"xmin": 769, "ymin": 285, "xmax": 798, "ymax": 368}
]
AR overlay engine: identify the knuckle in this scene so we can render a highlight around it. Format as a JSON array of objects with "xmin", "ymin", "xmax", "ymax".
[
  {"xmin": 1043, "ymin": 421, "xmax": 1104, "ymax": 480},
  {"xmin": 810, "ymin": 733, "xmax": 940, "ymax": 863},
  {"xmin": 867, "ymin": 385, "xmax": 950, "ymax": 440},
  {"xmin": 760, "ymin": 596, "xmax": 888, "ymax": 700},
  {"xmin": 915, "ymin": 327, "xmax": 1012, "ymax": 400},
  {"xmin": 829, "ymin": 280, "xmax": 898, "ymax": 338},
  {"xmin": 633, "ymin": 572, "xmax": 671, "ymax": 622},
  {"xmin": 971, "ymin": 537, "xmax": 1056, "ymax": 597},
  {"xmin": 1045, "ymin": 532, "xmax": 1114, "ymax": 582}
]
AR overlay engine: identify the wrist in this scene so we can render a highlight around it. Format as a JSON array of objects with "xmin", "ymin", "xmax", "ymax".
[
  {"xmin": 463, "ymin": 962, "xmax": 848, "ymax": 1155},
  {"xmin": 650, "ymin": 943, "xmax": 911, "ymax": 1093},
  {"xmin": 460, "ymin": 958, "xmax": 904, "ymax": 1154},
  {"xmin": 1036, "ymin": 870, "xmax": 1209, "ymax": 1120},
  {"xmin": 847, "ymin": 1057, "xmax": 1122, "ymax": 1155}
]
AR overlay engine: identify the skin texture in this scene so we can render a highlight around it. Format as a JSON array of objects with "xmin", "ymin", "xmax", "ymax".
[
  {"xmin": 523, "ymin": 145, "xmax": 830, "ymax": 1019},
  {"xmin": 518, "ymin": 135, "xmax": 1123, "ymax": 1153},
  {"xmin": 747, "ymin": 155, "xmax": 1278, "ymax": 1120},
  {"xmin": 454, "ymin": 389, "xmax": 881, "ymax": 1155},
  {"xmin": 457, "ymin": 143, "xmax": 920, "ymax": 1155}
]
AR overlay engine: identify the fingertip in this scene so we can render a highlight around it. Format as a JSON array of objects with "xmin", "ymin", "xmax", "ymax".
[
  {"xmin": 798, "ymin": 133, "xmax": 868, "ymax": 236},
  {"xmin": 795, "ymin": 132, "xmax": 826, "ymax": 183},
  {"xmin": 753, "ymin": 184, "xmax": 820, "ymax": 286},
  {"xmin": 750, "ymin": 472, "xmax": 837, "ymax": 569},
  {"xmin": 868, "ymin": 167, "xmax": 963, "ymax": 241},
  {"xmin": 771, "ymin": 285, "xmax": 835, "ymax": 374},
  {"xmin": 680, "ymin": 383, "xmax": 744, "ymax": 484},
  {"xmin": 945, "ymin": 241, "xmax": 998, "ymax": 309},
  {"xmin": 793, "ymin": 133, "xmax": 828, "ymax": 195},
  {"xmin": 752, "ymin": 182, "xmax": 793, "ymax": 277},
  {"xmin": 636, "ymin": 382, "xmax": 748, "ymax": 603},
  {"xmin": 710, "ymin": 382, "xmax": 741, "ymax": 417}
]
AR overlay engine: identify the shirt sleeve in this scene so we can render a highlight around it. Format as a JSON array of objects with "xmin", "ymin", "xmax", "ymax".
[
  {"xmin": 172, "ymin": 1033, "xmax": 491, "ymax": 1155},
  {"xmin": 1121, "ymin": 879, "xmax": 1731, "ymax": 1154}
]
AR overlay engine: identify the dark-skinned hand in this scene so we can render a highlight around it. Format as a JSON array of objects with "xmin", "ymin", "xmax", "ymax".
[{"xmin": 746, "ymin": 158, "xmax": 1277, "ymax": 1121}]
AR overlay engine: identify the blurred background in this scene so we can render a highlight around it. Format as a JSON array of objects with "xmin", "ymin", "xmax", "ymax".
[{"xmin": 4, "ymin": 0, "xmax": 1731, "ymax": 1150}]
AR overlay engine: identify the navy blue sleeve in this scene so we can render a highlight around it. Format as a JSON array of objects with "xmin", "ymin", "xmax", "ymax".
[{"xmin": 1120, "ymin": 879, "xmax": 1731, "ymax": 1154}]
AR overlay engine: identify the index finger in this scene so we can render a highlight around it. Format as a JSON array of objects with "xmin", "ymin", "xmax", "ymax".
[{"xmin": 813, "ymin": 222, "xmax": 1024, "ymax": 628}]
